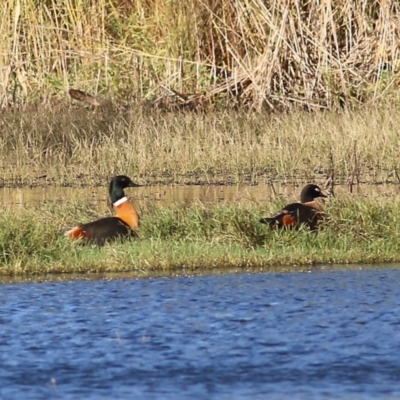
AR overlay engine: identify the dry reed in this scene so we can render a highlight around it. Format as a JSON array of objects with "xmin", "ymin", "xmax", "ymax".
[{"xmin": 1, "ymin": 0, "xmax": 400, "ymax": 109}]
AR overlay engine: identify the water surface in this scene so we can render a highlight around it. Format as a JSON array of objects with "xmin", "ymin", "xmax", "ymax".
[
  {"xmin": 1, "ymin": 182, "xmax": 400, "ymax": 211},
  {"xmin": 1, "ymin": 266, "xmax": 400, "ymax": 399}
]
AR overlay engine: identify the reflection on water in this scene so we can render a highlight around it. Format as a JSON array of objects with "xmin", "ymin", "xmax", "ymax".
[
  {"xmin": 0, "ymin": 184, "xmax": 265, "ymax": 210},
  {"xmin": 1, "ymin": 183, "xmax": 400, "ymax": 211}
]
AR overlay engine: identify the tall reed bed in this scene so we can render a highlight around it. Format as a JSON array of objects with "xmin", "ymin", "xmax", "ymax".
[
  {"xmin": 1, "ymin": 195, "xmax": 400, "ymax": 276},
  {"xmin": 0, "ymin": 105, "xmax": 399, "ymax": 186},
  {"xmin": 1, "ymin": 0, "xmax": 400, "ymax": 109}
]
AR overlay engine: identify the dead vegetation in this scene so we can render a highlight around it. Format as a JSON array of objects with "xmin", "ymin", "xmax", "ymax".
[
  {"xmin": 1, "ymin": 0, "xmax": 400, "ymax": 110},
  {"xmin": 0, "ymin": 103, "xmax": 399, "ymax": 188}
]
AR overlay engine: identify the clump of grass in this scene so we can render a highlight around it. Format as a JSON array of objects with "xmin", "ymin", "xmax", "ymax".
[{"xmin": 1, "ymin": 195, "xmax": 400, "ymax": 276}]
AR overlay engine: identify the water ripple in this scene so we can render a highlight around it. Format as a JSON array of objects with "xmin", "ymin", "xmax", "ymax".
[{"xmin": 1, "ymin": 268, "xmax": 400, "ymax": 399}]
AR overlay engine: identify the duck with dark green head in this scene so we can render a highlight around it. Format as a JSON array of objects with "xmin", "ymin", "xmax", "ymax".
[{"xmin": 64, "ymin": 175, "xmax": 141, "ymax": 246}]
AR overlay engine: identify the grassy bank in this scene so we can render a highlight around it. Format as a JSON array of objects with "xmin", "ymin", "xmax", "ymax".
[
  {"xmin": 1, "ymin": 104, "xmax": 400, "ymax": 187},
  {"xmin": 1, "ymin": 195, "xmax": 400, "ymax": 276},
  {"xmin": 1, "ymin": 0, "xmax": 400, "ymax": 109}
]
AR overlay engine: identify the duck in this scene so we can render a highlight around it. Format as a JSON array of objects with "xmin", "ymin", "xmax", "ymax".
[
  {"xmin": 259, "ymin": 184, "xmax": 327, "ymax": 231},
  {"xmin": 64, "ymin": 175, "xmax": 141, "ymax": 245}
]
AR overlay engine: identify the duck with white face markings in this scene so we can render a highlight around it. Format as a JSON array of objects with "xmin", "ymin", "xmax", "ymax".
[{"xmin": 259, "ymin": 184, "xmax": 328, "ymax": 232}]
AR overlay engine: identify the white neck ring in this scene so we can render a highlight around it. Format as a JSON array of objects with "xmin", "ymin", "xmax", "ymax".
[{"xmin": 113, "ymin": 196, "xmax": 128, "ymax": 207}]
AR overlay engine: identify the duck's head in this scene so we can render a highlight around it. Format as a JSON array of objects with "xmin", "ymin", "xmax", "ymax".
[
  {"xmin": 109, "ymin": 175, "xmax": 141, "ymax": 203},
  {"xmin": 300, "ymin": 184, "xmax": 327, "ymax": 203}
]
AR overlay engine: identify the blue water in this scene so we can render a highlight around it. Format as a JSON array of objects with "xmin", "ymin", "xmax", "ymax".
[{"xmin": 1, "ymin": 267, "xmax": 400, "ymax": 399}]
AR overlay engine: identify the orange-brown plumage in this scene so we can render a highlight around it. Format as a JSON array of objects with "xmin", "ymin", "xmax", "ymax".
[
  {"xmin": 64, "ymin": 175, "xmax": 141, "ymax": 246},
  {"xmin": 64, "ymin": 226, "xmax": 90, "ymax": 240},
  {"xmin": 115, "ymin": 198, "xmax": 140, "ymax": 229},
  {"xmin": 281, "ymin": 212, "xmax": 296, "ymax": 227},
  {"xmin": 260, "ymin": 184, "xmax": 327, "ymax": 232}
]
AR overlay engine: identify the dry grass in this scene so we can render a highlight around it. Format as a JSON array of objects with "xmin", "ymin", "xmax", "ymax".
[
  {"xmin": 1, "ymin": 0, "xmax": 400, "ymax": 109},
  {"xmin": 0, "ymin": 104, "xmax": 399, "ymax": 187}
]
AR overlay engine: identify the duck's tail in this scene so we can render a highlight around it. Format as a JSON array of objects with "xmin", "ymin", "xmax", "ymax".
[
  {"xmin": 259, "ymin": 217, "xmax": 276, "ymax": 225},
  {"xmin": 61, "ymin": 226, "xmax": 90, "ymax": 240},
  {"xmin": 259, "ymin": 212, "xmax": 296, "ymax": 228}
]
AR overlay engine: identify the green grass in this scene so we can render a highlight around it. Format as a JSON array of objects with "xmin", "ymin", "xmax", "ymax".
[{"xmin": 1, "ymin": 196, "xmax": 400, "ymax": 276}]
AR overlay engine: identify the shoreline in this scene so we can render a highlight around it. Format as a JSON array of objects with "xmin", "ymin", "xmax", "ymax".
[{"xmin": 1, "ymin": 262, "xmax": 398, "ymax": 284}]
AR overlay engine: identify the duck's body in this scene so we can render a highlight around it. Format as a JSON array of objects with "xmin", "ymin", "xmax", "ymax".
[
  {"xmin": 64, "ymin": 175, "xmax": 141, "ymax": 246},
  {"xmin": 260, "ymin": 184, "xmax": 327, "ymax": 231}
]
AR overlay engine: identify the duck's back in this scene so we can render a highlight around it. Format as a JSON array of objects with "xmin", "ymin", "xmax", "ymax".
[
  {"xmin": 78, "ymin": 217, "xmax": 136, "ymax": 246},
  {"xmin": 260, "ymin": 201, "xmax": 323, "ymax": 230}
]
